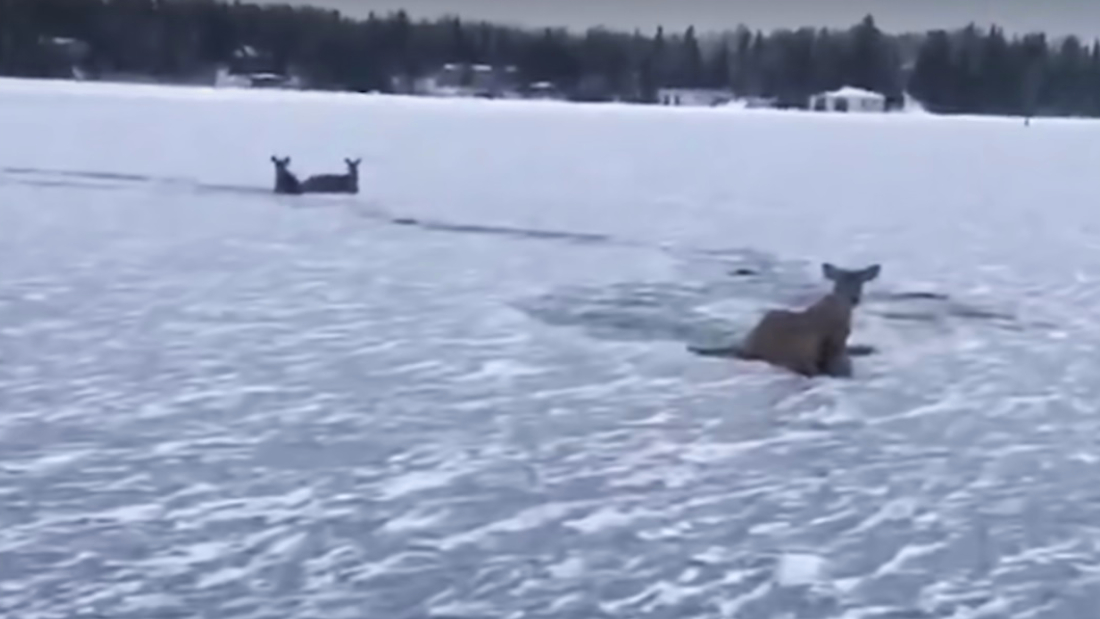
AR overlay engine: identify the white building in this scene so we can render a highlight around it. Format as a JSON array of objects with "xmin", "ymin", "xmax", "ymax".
[
  {"xmin": 657, "ymin": 88, "xmax": 734, "ymax": 107},
  {"xmin": 808, "ymin": 86, "xmax": 886, "ymax": 113},
  {"xmin": 412, "ymin": 63, "xmax": 521, "ymax": 99},
  {"xmin": 214, "ymin": 67, "xmax": 301, "ymax": 90},
  {"xmin": 525, "ymin": 81, "xmax": 566, "ymax": 101},
  {"xmin": 741, "ymin": 96, "xmax": 777, "ymax": 109}
]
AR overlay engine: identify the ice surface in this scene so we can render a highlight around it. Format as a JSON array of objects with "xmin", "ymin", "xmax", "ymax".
[
  {"xmin": 3, "ymin": 77, "xmax": 1100, "ymax": 617},
  {"xmin": 776, "ymin": 553, "xmax": 827, "ymax": 587}
]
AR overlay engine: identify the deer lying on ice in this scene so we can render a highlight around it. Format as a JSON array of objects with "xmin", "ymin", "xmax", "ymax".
[
  {"xmin": 690, "ymin": 262, "xmax": 881, "ymax": 378},
  {"xmin": 271, "ymin": 155, "xmax": 302, "ymax": 194},
  {"xmin": 300, "ymin": 158, "xmax": 361, "ymax": 194}
]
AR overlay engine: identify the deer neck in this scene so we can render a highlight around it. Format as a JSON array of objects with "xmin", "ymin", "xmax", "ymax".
[{"xmin": 803, "ymin": 293, "xmax": 854, "ymax": 326}]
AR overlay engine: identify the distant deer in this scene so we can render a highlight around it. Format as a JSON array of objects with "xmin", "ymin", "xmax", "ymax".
[
  {"xmin": 300, "ymin": 158, "xmax": 361, "ymax": 194},
  {"xmin": 271, "ymin": 156, "xmax": 302, "ymax": 194},
  {"xmin": 690, "ymin": 263, "xmax": 881, "ymax": 378}
]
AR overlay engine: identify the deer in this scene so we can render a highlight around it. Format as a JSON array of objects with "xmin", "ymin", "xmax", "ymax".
[
  {"xmin": 299, "ymin": 158, "xmax": 361, "ymax": 194},
  {"xmin": 271, "ymin": 155, "xmax": 302, "ymax": 194},
  {"xmin": 689, "ymin": 262, "xmax": 881, "ymax": 378}
]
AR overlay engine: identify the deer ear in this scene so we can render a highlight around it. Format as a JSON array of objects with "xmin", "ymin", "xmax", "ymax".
[
  {"xmin": 861, "ymin": 264, "xmax": 881, "ymax": 281},
  {"xmin": 822, "ymin": 262, "xmax": 840, "ymax": 281}
]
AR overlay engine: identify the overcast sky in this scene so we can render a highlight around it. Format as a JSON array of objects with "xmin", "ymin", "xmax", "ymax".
[{"xmin": 256, "ymin": 0, "xmax": 1100, "ymax": 39}]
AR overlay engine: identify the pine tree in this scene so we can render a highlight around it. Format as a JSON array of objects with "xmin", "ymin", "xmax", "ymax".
[{"xmin": 681, "ymin": 25, "xmax": 702, "ymax": 87}]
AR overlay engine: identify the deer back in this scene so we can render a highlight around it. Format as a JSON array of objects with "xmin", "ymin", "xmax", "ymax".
[
  {"xmin": 301, "ymin": 158, "xmax": 360, "ymax": 194},
  {"xmin": 739, "ymin": 308, "xmax": 824, "ymax": 375},
  {"xmin": 740, "ymin": 294, "xmax": 856, "ymax": 377},
  {"xmin": 300, "ymin": 173, "xmax": 352, "ymax": 193}
]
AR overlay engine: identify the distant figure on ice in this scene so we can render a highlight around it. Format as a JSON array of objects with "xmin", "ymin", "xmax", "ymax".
[
  {"xmin": 689, "ymin": 262, "xmax": 881, "ymax": 378},
  {"xmin": 271, "ymin": 155, "xmax": 302, "ymax": 194},
  {"xmin": 300, "ymin": 158, "xmax": 361, "ymax": 194}
]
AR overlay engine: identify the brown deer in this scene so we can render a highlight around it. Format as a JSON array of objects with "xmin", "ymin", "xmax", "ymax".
[
  {"xmin": 690, "ymin": 263, "xmax": 881, "ymax": 378},
  {"xmin": 271, "ymin": 156, "xmax": 302, "ymax": 194},
  {"xmin": 300, "ymin": 158, "xmax": 361, "ymax": 194}
]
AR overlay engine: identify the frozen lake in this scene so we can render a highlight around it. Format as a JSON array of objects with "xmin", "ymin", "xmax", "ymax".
[{"xmin": 2, "ymin": 77, "xmax": 1100, "ymax": 618}]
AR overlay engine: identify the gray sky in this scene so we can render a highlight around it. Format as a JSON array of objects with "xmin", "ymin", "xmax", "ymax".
[{"xmin": 257, "ymin": 0, "xmax": 1100, "ymax": 39}]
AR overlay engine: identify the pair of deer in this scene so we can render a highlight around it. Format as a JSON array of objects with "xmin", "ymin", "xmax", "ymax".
[
  {"xmin": 271, "ymin": 156, "xmax": 360, "ymax": 195},
  {"xmin": 691, "ymin": 262, "xmax": 881, "ymax": 378}
]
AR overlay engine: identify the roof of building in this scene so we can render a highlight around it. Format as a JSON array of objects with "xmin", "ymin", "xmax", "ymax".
[{"xmin": 818, "ymin": 85, "xmax": 885, "ymax": 99}]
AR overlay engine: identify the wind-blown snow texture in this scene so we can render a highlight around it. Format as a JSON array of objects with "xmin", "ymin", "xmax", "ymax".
[{"xmin": 3, "ymin": 77, "xmax": 1100, "ymax": 618}]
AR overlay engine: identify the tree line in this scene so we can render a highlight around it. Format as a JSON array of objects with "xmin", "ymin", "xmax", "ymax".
[{"xmin": 1, "ymin": 0, "xmax": 1099, "ymax": 117}]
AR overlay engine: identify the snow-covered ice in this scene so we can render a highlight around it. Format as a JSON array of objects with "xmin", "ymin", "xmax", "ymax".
[{"xmin": 3, "ymin": 77, "xmax": 1100, "ymax": 617}]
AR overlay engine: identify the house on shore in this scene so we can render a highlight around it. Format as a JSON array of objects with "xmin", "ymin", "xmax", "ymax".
[
  {"xmin": 656, "ymin": 88, "xmax": 734, "ymax": 107},
  {"xmin": 808, "ymin": 86, "xmax": 886, "ymax": 113},
  {"xmin": 214, "ymin": 46, "xmax": 301, "ymax": 90}
]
